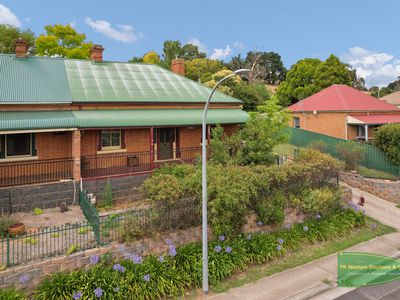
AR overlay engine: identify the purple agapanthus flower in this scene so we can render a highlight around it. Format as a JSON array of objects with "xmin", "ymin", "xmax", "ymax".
[
  {"xmin": 131, "ymin": 255, "xmax": 143, "ymax": 264},
  {"xmin": 90, "ymin": 255, "xmax": 100, "ymax": 265},
  {"xmin": 316, "ymin": 213, "xmax": 321, "ymax": 219},
  {"xmin": 303, "ymin": 225, "xmax": 309, "ymax": 232},
  {"xmin": 94, "ymin": 288, "xmax": 103, "ymax": 298},
  {"xmin": 158, "ymin": 255, "xmax": 164, "ymax": 263},
  {"xmin": 225, "ymin": 246, "xmax": 232, "ymax": 253},
  {"xmin": 165, "ymin": 238, "xmax": 173, "ymax": 245},
  {"xmin": 143, "ymin": 274, "xmax": 151, "ymax": 282},
  {"xmin": 169, "ymin": 245, "xmax": 177, "ymax": 257},
  {"xmin": 73, "ymin": 291, "xmax": 82, "ymax": 299},
  {"xmin": 277, "ymin": 245, "xmax": 282, "ymax": 251},
  {"xmin": 214, "ymin": 245, "xmax": 222, "ymax": 252},
  {"xmin": 284, "ymin": 223, "xmax": 292, "ymax": 230},
  {"xmin": 247, "ymin": 234, "xmax": 252, "ymax": 240},
  {"xmin": 256, "ymin": 221, "xmax": 263, "ymax": 226},
  {"xmin": 113, "ymin": 264, "xmax": 125, "ymax": 273},
  {"xmin": 114, "ymin": 287, "xmax": 120, "ymax": 292},
  {"xmin": 371, "ymin": 223, "xmax": 377, "ymax": 230},
  {"xmin": 219, "ymin": 235, "xmax": 225, "ymax": 242},
  {"xmin": 19, "ymin": 274, "xmax": 29, "ymax": 284},
  {"xmin": 278, "ymin": 238, "xmax": 284, "ymax": 244}
]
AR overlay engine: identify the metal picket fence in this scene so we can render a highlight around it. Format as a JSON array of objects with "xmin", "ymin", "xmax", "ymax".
[
  {"xmin": 287, "ymin": 127, "xmax": 400, "ymax": 178},
  {"xmin": 1, "ymin": 194, "xmax": 200, "ymax": 267}
]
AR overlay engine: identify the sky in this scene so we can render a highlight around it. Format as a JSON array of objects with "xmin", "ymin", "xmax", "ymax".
[{"xmin": 1, "ymin": 0, "xmax": 400, "ymax": 87}]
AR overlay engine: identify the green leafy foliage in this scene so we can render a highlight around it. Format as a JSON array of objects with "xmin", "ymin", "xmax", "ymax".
[
  {"xmin": 141, "ymin": 174, "xmax": 183, "ymax": 206},
  {"xmin": 142, "ymin": 51, "xmax": 160, "ymax": 64},
  {"xmin": 162, "ymin": 40, "xmax": 206, "ymax": 66},
  {"xmin": 301, "ymin": 187, "xmax": 342, "ymax": 216},
  {"xmin": 308, "ymin": 140, "xmax": 327, "ymax": 152},
  {"xmin": 276, "ymin": 55, "xmax": 360, "ymax": 106},
  {"xmin": 101, "ymin": 180, "xmax": 113, "ymax": 208},
  {"xmin": 336, "ymin": 141, "xmax": 366, "ymax": 171},
  {"xmin": 185, "ymin": 58, "xmax": 225, "ymax": 82},
  {"xmin": 255, "ymin": 192, "xmax": 285, "ymax": 225},
  {"xmin": 0, "ymin": 24, "xmax": 35, "ymax": 55},
  {"xmin": 33, "ymin": 207, "xmax": 44, "ymax": 215},
  {"xmin": 209, "ymin": 125, "xmax": 231, "ymax": 165},
  {"xmin": 375, "ymin": 124, "xmax": 400, "ymax": 165},
  {"xmin": 35, "ymin": 24, "xmax": 92, "ymax": 58},
  {"xmin": 66, "ymin": 244, "xmax": 80, "ymax": 255},
  {"xmin": 34, "ymin": 209, "xmax": 365, "ymax": 299},
  {"xmin": 0, "ymin": 286, "xmax": 27, "ymax": 300}
]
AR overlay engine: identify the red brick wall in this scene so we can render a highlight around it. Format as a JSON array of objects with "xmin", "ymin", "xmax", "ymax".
[
  {"xmin": 81, "ymin": 131, "xmax": 97, "ymax": 156},
  {"xmin": 126, "ymin": 129, "xmax": 150, "ymax": 152},
  {"xmin": 179, "ymin": 127, "xmax": 201, "ymax": 148},
  {"xmin": 36, "ymin": 132, "xmax": 72, "ymax": 159}
]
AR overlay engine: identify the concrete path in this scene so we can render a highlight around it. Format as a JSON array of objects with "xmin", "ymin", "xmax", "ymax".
[{"xmin": 208, "ymin": 185, "xmax": 400, "ymax": 300}]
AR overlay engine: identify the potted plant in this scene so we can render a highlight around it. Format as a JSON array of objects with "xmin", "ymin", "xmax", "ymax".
[
  {"xmin": 7, "ymin": 222, "xmax": 26, "ymax": 237},
  {"xmin": 0, "ymin": 217, "xmax": 18, "ymax": 237}
]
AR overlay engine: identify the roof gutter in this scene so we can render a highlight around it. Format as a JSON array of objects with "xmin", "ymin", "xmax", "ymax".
[{"xmin": 0, "ymin": 128, "xmax": 77, "ymax": 134}]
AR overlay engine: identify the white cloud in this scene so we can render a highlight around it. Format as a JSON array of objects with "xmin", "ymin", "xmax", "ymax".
[
  {"xmin": 85, "ymin": 18, "xmax": 142, "ymax": 43},
  {"xmin": 233, "ymin": 41, "xmax": 244, "ymax": 50},
  {"xmin": 187, "ymin": 37, "xmax": 208, "ymax": 53},
  {"xmin": 210, "ymin": 45, "xmax": 232, "ymax": 60},
  {"xmin": 341, "ymin": 47, "xmax": 400, "ymax": 87},
  {"xmin": 0, "ymin": 4, "xmax": 21, "ymax": 27}
]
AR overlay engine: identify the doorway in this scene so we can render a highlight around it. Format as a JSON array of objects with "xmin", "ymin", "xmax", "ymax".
[{"xmin": 156, "ymin": 128, "xmax": 175, "ymax": 160}]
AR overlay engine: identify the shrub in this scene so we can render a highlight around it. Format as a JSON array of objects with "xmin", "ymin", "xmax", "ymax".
[
  {"xmin": 254, "ymin": 191, "xmax": 285, "ymax": 225},
  {"xmin": 35, "ymin": 208, "xmax": 365, "ymax": 299},
  {"xmin": 300, "ymin": 187, "xmax": 342, "ymax": 216},
  {"xmin": 141, "ymin": 174, "xmax": 183, "ymax": 206},
  {"xmin": 308, "ymin": 140, "xmax": 326, "ymax": 152},
  {"xmin": 0, "ymin": 286, "xmax": 27, "ymax": 300},
  {"xmin": 336, "ymin": 141, "xmax": 365, "ymax": 171},
  {"xmin": 209, "ymin": 125, "xmax": 231, "ymax": 165},
  {"xmin": 33, "ymin": 207, "xmax": 44, "ymax": 215},
  {"xmin": 375, "ymin": 124, "xmax": 400, "ymax": 165},
  {"xmin": 0, "ymin": 217, "xmax": 16, "ymax": 237},
  {"xmin": 101, "ymin": 180, "xmax": 113, "ymax": 208}
]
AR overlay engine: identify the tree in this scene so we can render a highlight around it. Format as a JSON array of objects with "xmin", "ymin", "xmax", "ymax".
[
  {"xmin": 226, "ymin": 51, "xmax": 286, "ymax": 84},
  {"xmin": 180, "ymin": 43, "xmax": 206, "ymax": 61},
  {"xmin": 276, "ymin": 55, "xmax": 357, "ymax": 106},
  {"xmin": 143, "ymin": 51, "xmax": 160, "ymax": 64},
  {"xmin": 129, "ymin": 56, "xmax": 144, "ymax": 63},
  {"xmin": 162, "ymin": 40, "xmax": 182, "ymax": 66},
  {"xmin": 235, "ymin": 98, "xmax": 289, "ymax": 165},
  {"xmin": 0, "ymin": 24, "xmax": 35, "ymax": 54},
  {"xmin": 35, "ymin": 24, "xmax": 92, "ymax": 58},
  {"xmin": 231, "ymin": 83, "xmax": 270, "ymax": 111},
  {"xmin": 185, "ymin": 58, "xmax": 225, "ymax": 82},
  {"xmin": 375, "ymin": 124, "xmax": 400, "ymax": 165}
]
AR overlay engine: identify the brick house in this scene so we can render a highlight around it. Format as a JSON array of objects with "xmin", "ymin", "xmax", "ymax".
[
  {"xmin": 0, "ymin": 40, "xmax": 247, "ymax": 211},
  {"xmin": 287, "ymin": 84, "xmax": 400, "ymax": 141}
]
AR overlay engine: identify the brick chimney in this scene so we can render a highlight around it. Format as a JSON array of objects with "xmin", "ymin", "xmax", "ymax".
[
  {"xmin": 15, "ymin": 38, "xmax": 28, "ymax": 58},
  {"xmin": 171, "ymin": 58, "xmax": 185, "ymax": 76},
  {"xmin": 90, "ymin": 44, "xmax": 104, "ymax": 62}
]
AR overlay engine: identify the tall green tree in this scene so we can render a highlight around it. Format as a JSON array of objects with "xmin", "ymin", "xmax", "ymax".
[
  {"xmin": 180, "ymin": 43, "xmax": 206, "ymax": 61},
  {"xmin": 162, "ymin": 40, "xmax": 182, "ymax": 66},
  {"xmin": 0, "ymin": 25, "xmax": 35, "ymax": 54},
  {"xmin": 276, "ymin": 55, "xmax": 358, "ymax": 106},
  {"xmin": 185, "ymin": 58, "xmax": 225, "ymax": 82},
  {"xmin": 35, "ymin": 24, "xmax": 92, "ymax": 58}
]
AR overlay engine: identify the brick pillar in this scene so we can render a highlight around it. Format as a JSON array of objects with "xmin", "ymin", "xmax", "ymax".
[
  {"xmin": 149, "ymin": 127, "xmax": 155, "ymax": 170},
  {"xmin": 71, "ymin": 130, "xmax": 81, "ymax": 181}
]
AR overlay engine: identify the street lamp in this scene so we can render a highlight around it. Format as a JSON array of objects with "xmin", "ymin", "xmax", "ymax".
[{"xmin": 201, "ymin": 69, "xmax": 251, "ymax": 293}]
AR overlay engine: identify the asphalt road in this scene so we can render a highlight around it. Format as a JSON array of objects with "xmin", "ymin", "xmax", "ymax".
[{"xmin": 335, "ymin": 280, "xmax": 400, "ymax": 300}]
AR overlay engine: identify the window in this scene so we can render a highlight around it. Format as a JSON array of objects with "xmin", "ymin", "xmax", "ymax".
[
  {"xmin": 357, "ymin": 125, "xmax": 366, "ymax": 138},
  {"xmin": 293, "ymin": 117, "xmax": 300, "ymax": 128},
  {"xmin": 6, "ymin": 133, "xmax": 32, "ymax": 157},
  {"xmin": 101, "ymin": 130, "xmax": 122, "ymax": 150}
]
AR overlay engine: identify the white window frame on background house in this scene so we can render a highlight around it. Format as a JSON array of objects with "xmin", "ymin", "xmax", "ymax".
[
  {"xmin": 101, "ymin": 129, "xmax": 122, "ymax": 151},
  {"xmin": 293, "ymin": 117, "xmax": 300, "ymax": 128},
  {"xmin": 4, "ymin": 133, "xmax": 33, "ymax": 158}
]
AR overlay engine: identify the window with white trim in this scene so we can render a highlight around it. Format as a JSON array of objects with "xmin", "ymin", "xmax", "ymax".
[
  {"xmin": 101, "ymin": 129, "xmax": 122, "ymax": 150},
  {"xmin": 5, "ymin": 133, "xmax": 32, "ymax": 157},
  {"xmin": 293, "ymin": 117, "xmax": 300, "ymax": 128}
]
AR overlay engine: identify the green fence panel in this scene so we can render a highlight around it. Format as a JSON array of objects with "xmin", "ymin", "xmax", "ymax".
[
  {"xmin": 79, "ymin": 191, "xmax": 100, "ymax": 245},
  {"xmin": 287, "ymin": 127, "xmax": 400, "ymax": 178}
]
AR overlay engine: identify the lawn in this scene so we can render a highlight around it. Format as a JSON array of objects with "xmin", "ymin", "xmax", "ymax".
[
  {"xmin": 273, "ymin": 143, "xmax": 297, "ymax": 158},
  {"xmin": 211, "ymin": 217, "xmax": 394, "ymax": 293}
]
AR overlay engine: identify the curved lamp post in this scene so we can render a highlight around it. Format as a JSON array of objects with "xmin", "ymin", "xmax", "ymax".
[{"xmin": 202, "ymin": 69, "xmax": 251, "ymax": 293}]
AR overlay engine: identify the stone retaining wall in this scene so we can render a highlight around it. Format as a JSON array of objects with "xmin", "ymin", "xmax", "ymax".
[
  {"xmin": 340, "ymin": 172, "xmax": 400, "ymax": 203},
  {"xmin": 0, "ymin": 174, "xmax": 148, "ymax": 214}
]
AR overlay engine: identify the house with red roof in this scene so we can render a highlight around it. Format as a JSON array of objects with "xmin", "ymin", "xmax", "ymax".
[{"xmin": 287, "ymin": 84, "xmax": 400, "ymax": 141}]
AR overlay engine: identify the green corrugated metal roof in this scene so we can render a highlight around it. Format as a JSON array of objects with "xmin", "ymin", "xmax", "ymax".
[
  {"xmin": 65, "ymin": 60, "xmax": 240, "ymax": 103},
  {"xmin": 0, "ymin": 55, "xmax": 72, "ymax": 104},
  {"xmin": 73, "ymin": 109, "xmax": 248, "ymax": 127},
  {"xmin": 0, "ymin": 109, "xmax": 248, "ymax": 131},
  {"xmin": 0, "ymin": 111, "xmax": 76, "ymax": 131},
  {"xmin": 0, "ymin": 54, "xmax": 241, "ymax": 104}
]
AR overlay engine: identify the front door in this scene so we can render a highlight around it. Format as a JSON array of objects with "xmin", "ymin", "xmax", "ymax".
[{"xmin": 157, "ymin": 128, "xmax": 174, "ymax": 160}]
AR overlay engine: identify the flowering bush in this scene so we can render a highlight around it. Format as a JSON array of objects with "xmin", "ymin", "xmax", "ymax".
[
  {"xmin": 33, "ymin": 208, "xmax": 364, "ymax": 299},
  {"xmin": 254, "ymin": 191, "xmax": 285, "ymax": 225}
]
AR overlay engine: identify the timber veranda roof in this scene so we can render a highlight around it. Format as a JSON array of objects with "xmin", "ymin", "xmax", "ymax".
[{"xmin": 0, "ymin": 54, "xmax": 241, "ymax": 104}]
